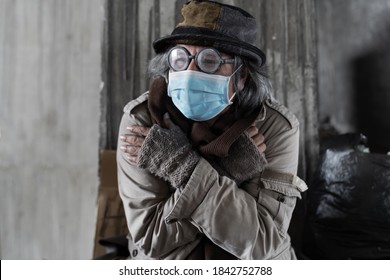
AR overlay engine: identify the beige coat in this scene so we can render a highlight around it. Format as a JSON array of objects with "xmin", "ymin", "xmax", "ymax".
[{"xmin": 117, "ymin": 92, "xmax": 307, "ymax": 260}]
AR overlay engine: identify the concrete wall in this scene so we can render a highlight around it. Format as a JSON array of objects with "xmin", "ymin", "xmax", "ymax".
[
  {"xmin": 317, "ymin": 0, "xmax": 390, "ymax": 151},
  {"xmin": 0, "ymin": 0, "xmax": 102, "ymax": 259}
]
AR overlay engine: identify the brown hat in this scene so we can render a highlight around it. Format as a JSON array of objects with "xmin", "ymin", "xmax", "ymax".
[{"xmin": 153, "ymin": 0, "xmax": 266, "ymax": 66}]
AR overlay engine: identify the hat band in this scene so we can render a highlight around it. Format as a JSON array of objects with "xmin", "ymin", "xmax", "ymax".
[{"xmin": 172, "ymin": 26, "xmax": 237, "ymax": 42}]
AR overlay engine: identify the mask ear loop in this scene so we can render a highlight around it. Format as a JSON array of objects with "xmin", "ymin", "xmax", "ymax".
[
  {"xmin": 228, "ymin": 62, "xmax": 244, "ymax": 104},
  {"xmin": 228, "ymin": 63, "xmax": 244, "ymax": 104},
  {"xmin": 228, "ymin": 92, "xmax": 236, "ymax": 104},
  {"xmin": 231, "ymin": 63, "xmax": 243, "ymax": 77}
]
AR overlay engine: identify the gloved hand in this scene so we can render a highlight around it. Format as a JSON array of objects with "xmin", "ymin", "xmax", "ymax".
[
  {"xmin": 137, "ymin": 113, "xmax": 200, "ymax": 188},
  {"xmin": 216, "ymin": 133, "xmax": 267, "ymax": 184}
]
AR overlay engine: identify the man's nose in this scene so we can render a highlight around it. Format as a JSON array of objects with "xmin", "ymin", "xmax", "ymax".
[{"xmin": 187, "ymin": 58, "xmax": 199, "ymax": 71}]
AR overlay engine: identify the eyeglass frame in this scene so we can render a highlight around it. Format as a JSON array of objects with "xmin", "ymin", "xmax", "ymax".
[{"xmin": 167, "ymin": 46, "xmax": 237, "ymax": 74}]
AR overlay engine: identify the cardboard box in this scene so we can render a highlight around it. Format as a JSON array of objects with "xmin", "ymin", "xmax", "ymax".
[{"xmin": 93, "ymin": 150, "xmax": 128, "ymax": 258}]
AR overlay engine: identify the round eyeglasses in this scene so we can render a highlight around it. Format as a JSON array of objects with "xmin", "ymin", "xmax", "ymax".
[{"xmin": 168, "ymin": 46, "xmax": 236, "ymax": 74}]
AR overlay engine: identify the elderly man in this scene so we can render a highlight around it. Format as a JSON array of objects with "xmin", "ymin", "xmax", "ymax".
[{"xmin": 117, "ymin": 0, "xmax": 307, "ymax": 259}]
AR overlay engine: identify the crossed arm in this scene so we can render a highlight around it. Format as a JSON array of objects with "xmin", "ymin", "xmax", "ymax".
[{"xmin": 120, "ymin": 113, "xmax": 266, "ymax": 164}]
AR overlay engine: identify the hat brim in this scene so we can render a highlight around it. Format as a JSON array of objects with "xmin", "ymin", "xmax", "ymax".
[{"xmin": 153, "ymin": 28, "xmax": 266, "ymax": 66}]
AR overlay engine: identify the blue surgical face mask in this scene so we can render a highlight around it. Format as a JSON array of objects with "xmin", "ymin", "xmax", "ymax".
[{"xmin": 167, "ymin": 68, "xmax": 240, "ymax": 121}]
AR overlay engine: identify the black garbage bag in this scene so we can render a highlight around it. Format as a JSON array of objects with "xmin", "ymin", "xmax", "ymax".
[{"xmin": 303, "ymin": 133, "xmax": 390, "ymax": 259}]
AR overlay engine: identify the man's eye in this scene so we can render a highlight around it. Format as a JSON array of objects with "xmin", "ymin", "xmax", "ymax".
[
  {"xmin": 174, "ymin": 58, "xmax": 186, "ymax": 68},
  {"xmin": 202, "ymin": 58, "xmax": 217, "ymax": 66}
]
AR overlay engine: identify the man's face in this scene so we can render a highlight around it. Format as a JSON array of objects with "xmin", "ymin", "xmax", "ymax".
[{"xmin": 173, "ymin": 44, "xmax": 237, "ymax": 99}]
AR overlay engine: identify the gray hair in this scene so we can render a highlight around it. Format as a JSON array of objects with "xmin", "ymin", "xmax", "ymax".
[{"xmin": 147, "ymin": 51, "xmax": 273, "ymax": 118}]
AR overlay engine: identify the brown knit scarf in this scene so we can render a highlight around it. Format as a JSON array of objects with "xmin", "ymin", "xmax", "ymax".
[{"xmin": 148, "ymin": 76, "xmax": 260, "ymax": 159}]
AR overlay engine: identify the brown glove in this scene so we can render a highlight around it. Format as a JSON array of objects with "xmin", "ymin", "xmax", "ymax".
[{"xmin": 137, "ymin": 114, "xmax": 200, "ymax": 188}]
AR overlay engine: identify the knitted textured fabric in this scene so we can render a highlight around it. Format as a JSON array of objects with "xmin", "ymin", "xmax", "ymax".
[
  {"xmin": 214, "ymin": 133, "xmax": 267, "ymax": 185},
  {"xmin": 137, "ymin": 124, "xmax": 200, "ymax": 188},
  {"xmin": 138, "ymin": 124, "xmax": 266, "ymax": 188}
]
